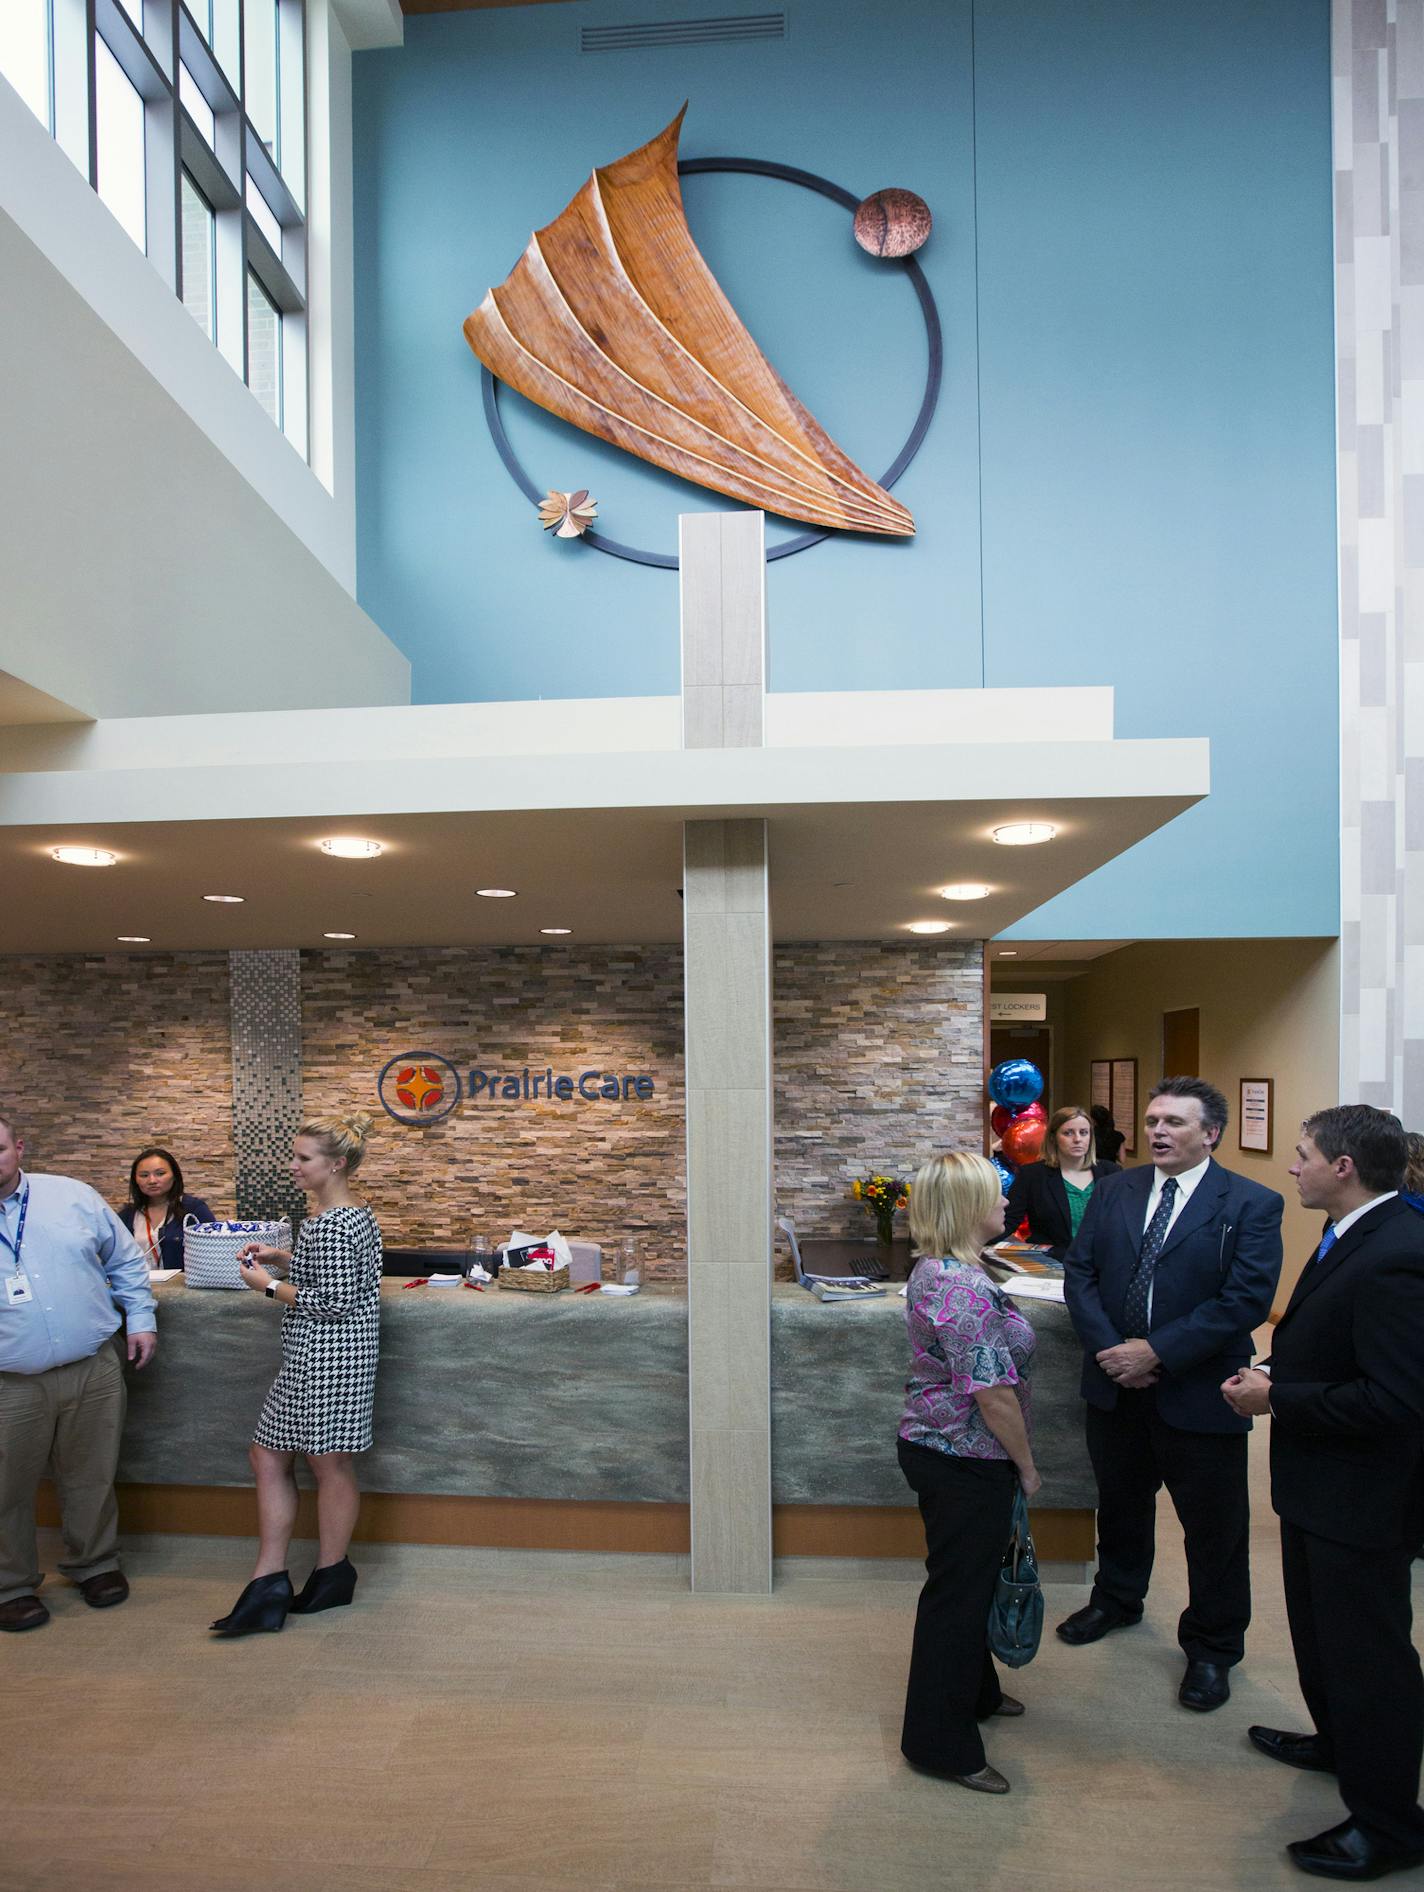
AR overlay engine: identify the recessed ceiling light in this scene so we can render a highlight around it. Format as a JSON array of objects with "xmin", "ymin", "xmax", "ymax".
[
  {"xmin": 476, "ymin": 887, "xmax": 518, "ymax": 899},
  {"xmin": 540, "ymin": 927, "xmax": 572, "ymax": 936},
  {"xmin": 116, "ymin": 935, "xmax": 150, "ymax": 943},
  {"xmin": 323, "ymin": 932, "xmax": 357, "ymax": 941},
  {"xmin": 991, "ymin": 823, "xmax": 1057, "ymax": 847},
  {"xmin": 906, "ymin": 920, "xmax": 953, "ymax": 935},
  {"xmin": 939, "ymin": 882, "xmax": 992, "ymax": 901},
  {"xmin": 51, "ymin": 846, "xmax": 117, "ymax": 867},
  {"xmin": 318, "ymin": 836, "xmax": 384, "ymax": 859},
  {"xmin": 998, "ymin": 949, "xmax": 1019, "ymax": 957},
  {"xmin": 203, "ymin": 893, "xmax": 245, "ymax": 904}
]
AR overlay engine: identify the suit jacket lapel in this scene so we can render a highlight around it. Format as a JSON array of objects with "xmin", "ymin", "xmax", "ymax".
[
  {"xmin": 1156, "ymin": 1161, "xmax": 1230, "ymax": 1261},
  {"xmin": 1046, "ymin": 1169, "xmax": 1070, "ymax": 1239},
  {"xmin": 1115, "ymin": 1166, "xmax": 1155, "ymax": 1249},
  {"xmin": 1278, "ymin": 1197, "xmax": 1407, "ymax": 1324}
]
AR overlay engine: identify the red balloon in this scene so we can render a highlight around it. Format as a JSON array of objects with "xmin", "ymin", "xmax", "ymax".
[
  {"xmin": 1001, "ymin": 1116, "xmax": 1047, "ymax": 1165},
  {"xmin": 990, "ymin": 1104, "xmax": 1014, "ymax": 1138}
]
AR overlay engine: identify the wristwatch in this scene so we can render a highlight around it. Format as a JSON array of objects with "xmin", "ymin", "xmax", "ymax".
[{"xmin": 264, "ymin": 1282, "xmax": 277, "ymax": 1299}]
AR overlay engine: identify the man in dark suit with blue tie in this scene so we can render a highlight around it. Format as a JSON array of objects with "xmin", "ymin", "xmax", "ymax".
[
  {"xmin": 1223, "ymin": 1105, "xmax": 1424, "ymax": 1882},
  {"xmin": 1061, "ymin": 1076, "xmax": 1284, "ymax": 1711}
]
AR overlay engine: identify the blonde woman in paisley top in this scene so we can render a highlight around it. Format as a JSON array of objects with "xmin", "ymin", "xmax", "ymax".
[{"xmin": 897, "ymin": 1150, "xmax": 1040, "ymax": 1796}]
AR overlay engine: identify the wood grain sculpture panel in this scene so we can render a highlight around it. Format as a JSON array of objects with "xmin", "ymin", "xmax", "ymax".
[{"xmin": 463, "ymin": 109, "xmax": 915, "ymax": 538}]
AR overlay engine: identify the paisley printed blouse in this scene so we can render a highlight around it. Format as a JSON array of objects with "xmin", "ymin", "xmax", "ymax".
[{"xmin": 899, "ymin": 1256, "xmax": 1036, "ymax": 1460}]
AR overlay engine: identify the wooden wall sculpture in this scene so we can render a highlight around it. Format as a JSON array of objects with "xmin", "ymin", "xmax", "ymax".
[{"xmin": 463, "ymin": 110, "xmax": 915, "ymax": 538}]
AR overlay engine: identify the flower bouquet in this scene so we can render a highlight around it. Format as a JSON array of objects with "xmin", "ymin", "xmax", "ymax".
[{"xmin": 851, "ymin": 1172, "xmax": 910, "ymax": 1246}]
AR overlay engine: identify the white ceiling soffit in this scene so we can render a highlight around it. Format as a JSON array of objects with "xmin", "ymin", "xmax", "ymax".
[{"xmin": 0, "ymin": 736, "xmax": 1207, "ymax": 952}]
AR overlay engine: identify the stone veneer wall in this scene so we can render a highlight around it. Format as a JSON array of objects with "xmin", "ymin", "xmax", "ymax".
[
  {"xmin": 299, "ymin": 947, "xmax": 688, "ymax": 1272},
  {"xmin": 0, "ymin": 942, "xmax": 983, "ymax": 1274},
  {"xmin": 773, "ymin": 941, "xmax": 985, "ymax": 1243},
  {"xmin": 0, "ymin": 954, "xmax": 237, "ymax": 1212}
]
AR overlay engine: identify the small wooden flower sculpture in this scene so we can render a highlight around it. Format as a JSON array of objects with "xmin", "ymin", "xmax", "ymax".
[{"xmin": 538, "ymin": 489, "xmax": 598, "ymax": 538}]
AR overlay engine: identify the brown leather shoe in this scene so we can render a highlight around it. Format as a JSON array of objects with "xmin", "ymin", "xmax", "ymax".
[
  {"xmin": 0, "ymin": 1595, "xmax": 50, "ymax": 1631},
  {"xmin": 77, "ymin": 1571, "xmax": 129, "ymax": 1609}
]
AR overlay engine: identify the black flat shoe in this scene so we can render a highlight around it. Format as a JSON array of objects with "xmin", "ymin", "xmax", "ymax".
[
  {"xmin": 1287, "ymin": 1817, "xmax": 1424, "ymax": 1880},
  {"xmin": 905, "ymin": 1757, "xmax": 1010, "ymax": 1794},
  {"xmin": 289, "ymin": 1556, "xmax": 357, "ymax": 1615},
  {"xmin": 210, "ymin": 1571, "xmax": 292, "ymax": 1637},
  {"xmin": 1249, "ymin": 1725, "xmax": 1335, "ymax": 1773},
  {"xmin": 1179, "ymin": 1659, "xmax": 1231, "ymax": 1711},
  {"xmin": 1055, "ymin": 1601, "xmax": 1142, "ymax": 1645}
]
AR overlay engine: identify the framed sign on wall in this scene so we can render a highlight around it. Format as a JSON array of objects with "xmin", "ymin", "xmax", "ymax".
[
  {"xmin": 1239, "ymin": 1078, "xmax": 1273, "ymax": 1155},
  {"xmin": 1091, "ymin": 1060, "xmax": 1112, "ymax": 1114},
  {"xmin": 1111, "ymin": 1058, "xmax": 1138, "ymax": 1155}
]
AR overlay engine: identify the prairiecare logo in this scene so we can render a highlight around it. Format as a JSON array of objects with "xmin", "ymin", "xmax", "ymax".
[{"xmin": 377, "ymin": 1052, "xmax": 463, "ymax": 1125}]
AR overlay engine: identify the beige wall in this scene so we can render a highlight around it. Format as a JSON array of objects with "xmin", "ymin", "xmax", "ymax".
[{"xmin": 1000, "ymin": 939, "xmax": 1339, "ymax": 1313}]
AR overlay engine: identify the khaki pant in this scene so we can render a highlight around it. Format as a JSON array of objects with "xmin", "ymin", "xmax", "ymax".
[{"xmin": 0, "ymin": 1342, "xmax": 126, "ymax": 1603}]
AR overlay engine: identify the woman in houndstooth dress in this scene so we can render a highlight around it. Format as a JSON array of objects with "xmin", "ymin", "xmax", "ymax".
[{"xmin": 210, "ymin": 1114, "xmax": 383, "ymax": 1637}]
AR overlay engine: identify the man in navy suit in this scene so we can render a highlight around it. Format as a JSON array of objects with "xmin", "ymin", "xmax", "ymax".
[
  {"xmin": 1061, "ymin": 1076, "xmax": 1284, "ymax": 1711},
  {"xmin": 1224, "ymin": 1105, "xmax": 1424, "ymax": 1882}
]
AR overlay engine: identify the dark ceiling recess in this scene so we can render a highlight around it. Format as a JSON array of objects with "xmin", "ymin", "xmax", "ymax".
[{"xmin": 580, "ymin": 12, "xmax": 787, "ymax": 52}]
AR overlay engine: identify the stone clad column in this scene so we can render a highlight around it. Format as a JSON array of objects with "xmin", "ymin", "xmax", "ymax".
[{"xmin": 680, "ymin": 511, "xmax": 773, "ymax": 1593}]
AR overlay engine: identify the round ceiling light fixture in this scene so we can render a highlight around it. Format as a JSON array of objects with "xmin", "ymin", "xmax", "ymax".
[
  {"xmin": 938, "ymin": 882, "xmax": 992, "ymax": 901},
  {"xmin": 318, "ymin": 836, "xmax": 384, "ymax": 859},
  {"xmin": 51, "ymin": 846, "xmax": 118, "ymax": 868},
  {"xmin": 476, "ymin": 887, "xmax": 518, "ymax": 899},
  {"xmin": 539, "ymin": 927, "xmax": 572, "ymax": 935},
  {"xmin": 998, "ymin": 949, "xmax": 1019, "ymax": 957},
  {"xmin": 991, "ymin": 823, "xmax": 1056, "ymax": 847},
  {"xmin": 116, "ymin": 935, "xmax": 150, "ymax": 943},
  {"xmin": 323, "ymin": 932, "xmax": 357, "ymax": 941},
  {"xmin": 906, "ymin": 920, "xmax": 953, "ymax": 935},
  {"xmin": 203, "ymin": 893, "xmax": 245, "ymax": 904}
]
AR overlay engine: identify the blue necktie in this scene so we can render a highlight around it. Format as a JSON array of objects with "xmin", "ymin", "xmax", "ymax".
[
  {"xmin": 1314, "ymin": 1224, "xmax": 1337, "ymax": 1263},
  {"xmin": 1122, "ymin": 1177, "xmax": 1178, "ymax": 1339}
]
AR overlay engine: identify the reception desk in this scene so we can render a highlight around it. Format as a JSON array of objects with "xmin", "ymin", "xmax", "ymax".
[{"xmin": 43, "ymin": 1278, "xmax": 1096, "ymax": 1563}]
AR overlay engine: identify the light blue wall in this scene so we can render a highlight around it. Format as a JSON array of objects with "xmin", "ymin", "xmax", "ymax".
[{"xmin": 352, "ymin": 0, "xmax": 1337, "ymax": 939}]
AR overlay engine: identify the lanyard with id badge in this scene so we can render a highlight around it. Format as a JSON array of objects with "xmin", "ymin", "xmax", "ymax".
[{"xmin": 0, "ymin": 1184, "xmax": 33, "ymax": 1305}]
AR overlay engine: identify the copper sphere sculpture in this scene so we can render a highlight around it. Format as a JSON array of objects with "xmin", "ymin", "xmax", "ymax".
[{"xmin": 854, "ymin": 188, "xmax": 932, "ymax": 259}]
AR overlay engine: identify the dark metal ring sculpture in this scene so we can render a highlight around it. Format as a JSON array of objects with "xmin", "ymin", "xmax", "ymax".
[{"xmin": 480, "ymin": 156, "xmax": 944, "ymax": 570}]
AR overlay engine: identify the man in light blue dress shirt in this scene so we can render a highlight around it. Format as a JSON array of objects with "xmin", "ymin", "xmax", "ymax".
[{"xmin": 0, "ymin": 1110, "xmax": 157, "ymax": 1631}]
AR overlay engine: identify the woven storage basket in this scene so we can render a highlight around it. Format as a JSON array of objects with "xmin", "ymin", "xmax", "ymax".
[
  {"xmin": 497, "ymin": 1263, "xmax": 570, "ymax": 1293},
  {"xmin": 183, "ymin": 1219, "xmax": 292, "ymax": 1291}
]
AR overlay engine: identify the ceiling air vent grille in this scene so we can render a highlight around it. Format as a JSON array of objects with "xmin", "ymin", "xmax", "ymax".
[{"xmin": 580, "ymin": 12, "xmax": 787, "ymax": 53}]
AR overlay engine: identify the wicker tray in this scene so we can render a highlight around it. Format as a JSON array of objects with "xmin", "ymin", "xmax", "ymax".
[{"xmin": 497, "ymin": 1264, "xmax": 570, "ymax": 1293}]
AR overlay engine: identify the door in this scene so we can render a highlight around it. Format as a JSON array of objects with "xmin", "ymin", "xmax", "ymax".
[{"xmin": 1162, "ymin": 1007, "xmax": 1200, "ymax": 1079}]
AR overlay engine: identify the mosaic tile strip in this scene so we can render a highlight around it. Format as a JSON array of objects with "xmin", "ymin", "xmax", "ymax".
[
  {"xmin": 229, "ymin": 949, "xmax": 306, "ymax": 1226},
  {"xmin": 1335, "ymin": 0, "xmax": 1424, "ymax": 1118}
]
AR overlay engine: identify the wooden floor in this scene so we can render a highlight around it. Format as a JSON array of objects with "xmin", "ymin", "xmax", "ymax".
[{"xmin": 8, "ymin": 1426, "xmax": 1424, "ymax": 1892}]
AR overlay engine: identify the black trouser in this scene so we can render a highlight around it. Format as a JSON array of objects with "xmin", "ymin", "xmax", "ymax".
[
  {"xmin": 897, "ymin": 1438, "xmax": 1016, "ymax": 1775},
  {"xmin": 1281, "ymin": 1519, "xmax": 1424, "ymax": 1851},
  {"xmin": 1084, "ymin": 1388, "xmax": 1250, "ymax": 1664}
]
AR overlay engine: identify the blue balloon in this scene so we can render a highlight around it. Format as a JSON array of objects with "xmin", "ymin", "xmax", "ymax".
[
  {"xmin": 988, "ymin": 1058, "xmax": 1045, "ymax": 1110},
  {"xmin": 991, "ymin": 1154, "xmax": 1017, "ymax": 1193}
]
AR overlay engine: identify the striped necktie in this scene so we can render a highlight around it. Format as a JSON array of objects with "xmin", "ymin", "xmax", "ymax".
[{"xmin": 1122, "ymin": 1176, "xmax": 1178, "ymax": 1339}]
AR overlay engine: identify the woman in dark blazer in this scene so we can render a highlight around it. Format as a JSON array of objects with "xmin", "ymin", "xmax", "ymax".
[
  {"xmin": 1003, "ymin": 1106, "xmax": 1120, "ymax": 1259},
  {"xmin": 119, "ymin": 1146, "xmax": 213, "ymax": 1270}
]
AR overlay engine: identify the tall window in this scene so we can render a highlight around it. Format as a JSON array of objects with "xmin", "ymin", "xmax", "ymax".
[{"xmin": 0, "ymin": 0, "xmax": 308, "ymax": 458}]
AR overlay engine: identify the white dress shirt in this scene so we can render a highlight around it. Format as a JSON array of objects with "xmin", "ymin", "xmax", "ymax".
[
  {"xmin": 1325, "ymin": 1191, "xmax": 1397, "ymax": 1245},
  {"xmin": 1141, "ymin": 1156, "xmax": 1212, "ymax": 1325}
]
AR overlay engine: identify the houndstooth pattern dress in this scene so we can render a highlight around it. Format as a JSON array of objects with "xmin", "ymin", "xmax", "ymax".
[{"xmin": 252, "ymin": 1205, "xmax": 383, "ymax": 1455}]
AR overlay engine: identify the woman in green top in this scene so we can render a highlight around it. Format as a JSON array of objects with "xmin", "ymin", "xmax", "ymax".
[{"xmin": 1002, "ymin": 1106, "xmax": 1122, "ymax": 1260}]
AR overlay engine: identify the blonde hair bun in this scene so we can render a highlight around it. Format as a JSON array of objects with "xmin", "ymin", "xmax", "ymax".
[{"xmin": 299, "ymin": 1112, "xmax": 374, "ymax": 1174}]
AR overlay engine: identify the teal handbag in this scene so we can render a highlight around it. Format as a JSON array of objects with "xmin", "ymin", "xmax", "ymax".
[{"xmin": 987, "ymin": 1487, "xmax": 1043, "ymax": 1668}]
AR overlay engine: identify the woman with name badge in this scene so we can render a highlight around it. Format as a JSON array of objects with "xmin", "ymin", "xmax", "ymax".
[
  {"xmin": 118, "ymin": 1148, "xmax": 213, "ymax": 1272},
  {"xmin": 209, "ymin": 1113, "xmax": 383, "ymax": 1638}
]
